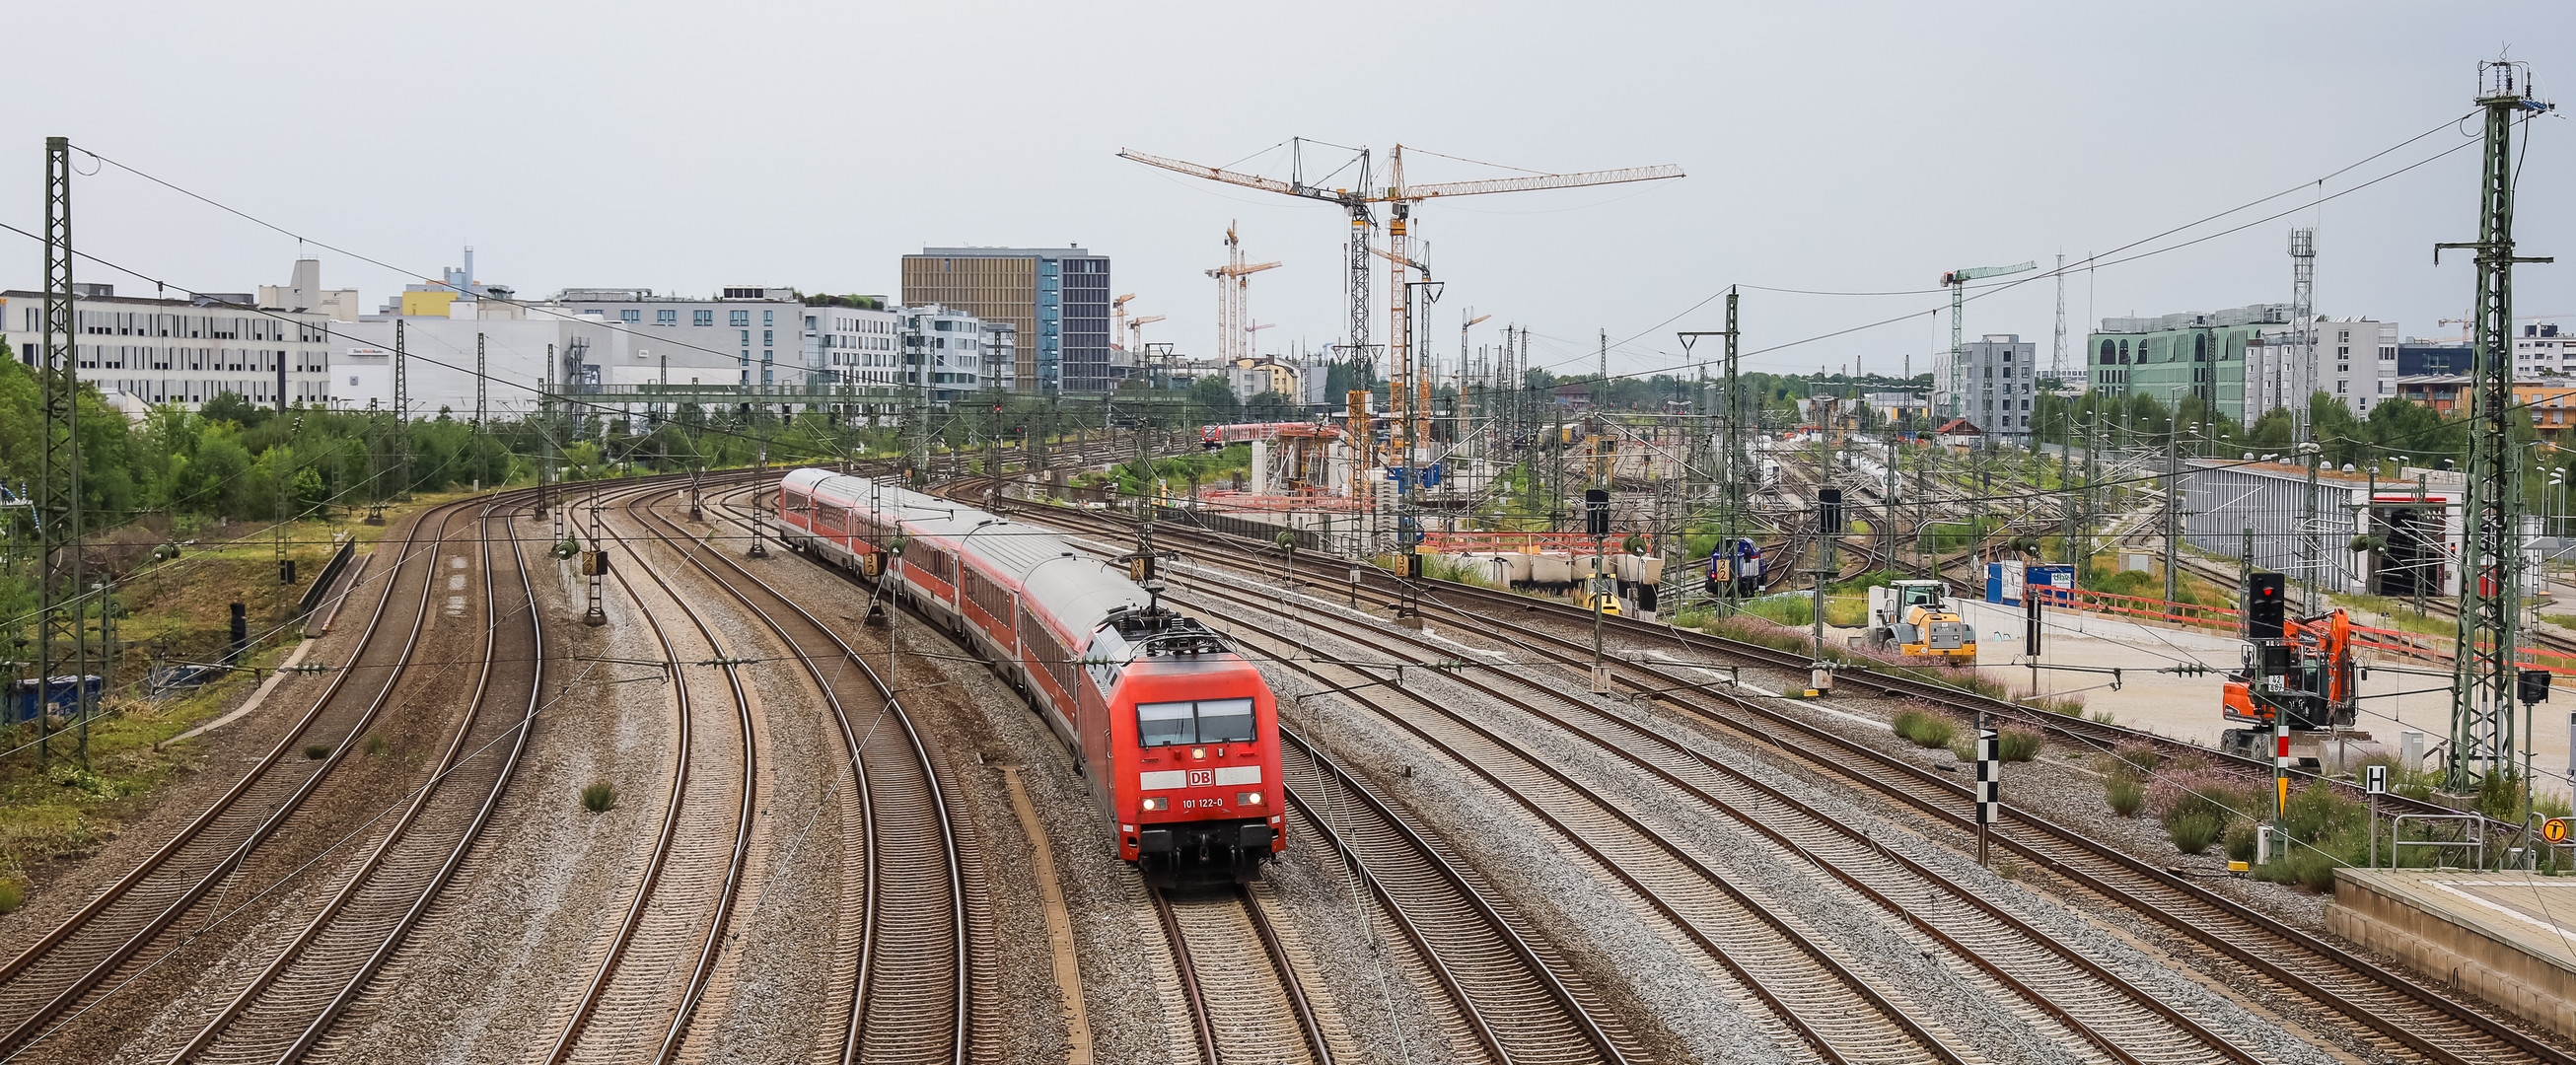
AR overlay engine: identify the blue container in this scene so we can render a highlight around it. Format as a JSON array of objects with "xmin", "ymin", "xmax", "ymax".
[
  {"xmin": 7, "ymin": 675, "xmax": 101, "ymax": 723},
  {"xmin": 2026, "ymin": 564, "xmax": 2075, "ymax": 604}
]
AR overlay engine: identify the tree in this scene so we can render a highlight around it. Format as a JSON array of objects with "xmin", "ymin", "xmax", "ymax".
[{"xmin": 1188, "ymin": 376, "xmax": 1241, "ymax": 421}]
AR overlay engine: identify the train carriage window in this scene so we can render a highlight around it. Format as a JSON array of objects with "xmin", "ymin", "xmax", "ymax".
[
  {"xmin": 1136, "ymin": 701, "xmax": 1195, "ymax": 747},
  {"xmin": 1196, "ymin": 698, "xmax": 1255, "ymax": 744}
]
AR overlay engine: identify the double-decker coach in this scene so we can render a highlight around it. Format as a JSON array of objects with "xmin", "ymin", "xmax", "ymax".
[{"xmin": 774, "ymin": 467, "xmax": 1284, "ymax": 882}]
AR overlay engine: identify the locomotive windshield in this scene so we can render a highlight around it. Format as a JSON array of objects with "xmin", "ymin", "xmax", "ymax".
[
  {"xmin": 1137, "ymin": 701, "xmax": 1195, "ymax": 746},
  {"xmin": 1135, "ymin": 697, "xmax": 1257, "ymax": 747}
]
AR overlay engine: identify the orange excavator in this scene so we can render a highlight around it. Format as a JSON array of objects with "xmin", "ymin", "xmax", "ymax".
[{"xmin": 2219, "ymin": 572, "xmax": 2361, "ymax": 764}]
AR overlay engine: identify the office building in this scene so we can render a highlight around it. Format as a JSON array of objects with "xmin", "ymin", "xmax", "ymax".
[
  {"xmin": 901, "ymin": 246, "xmax": 1112, "ymax": 393},
  {"xmin": 545, "ymin": 285, "xmax": 809, "ymax": 389},
  {"xmin": 2, "ymin": 283, "xmax": 333, "ymax": 414}
]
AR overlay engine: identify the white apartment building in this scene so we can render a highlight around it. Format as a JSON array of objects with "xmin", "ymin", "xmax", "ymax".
[
  {"xmin": 898, "ymin": 304, "xmax": 987, "ymax": 403},
  {"xmin": 1937, "ymin": 333, "xmax": 2037, "ymax": 445},
  {"xmin": 2514, "ymin": 322, "xmax": 2575, "ymax": 374},
  {"xmin": 1, "ymin": 285, "xmax": 333, "ymax": 414},
  {"xmin": 803, "ymin": 301, "xmax": 904, "ymax": 396}
]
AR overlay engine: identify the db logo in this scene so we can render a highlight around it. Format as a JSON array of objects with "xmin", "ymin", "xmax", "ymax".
[{"xmin": 1187, "ymin": 770, "xmax": 1213, "ymax": 787}]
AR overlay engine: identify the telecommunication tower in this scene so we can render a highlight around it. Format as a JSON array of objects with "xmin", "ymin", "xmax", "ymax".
[
  {"xmin": 2051, "ymin": 252, "xmax": 2067, "ymax": 387},
  {"xmin": 2440, "ymin": 60, "xmax": 2552, "ymax": 792},
  {"xmin": 2289, "ymin": 228, "xmax": 2318, "ymax": 437}
]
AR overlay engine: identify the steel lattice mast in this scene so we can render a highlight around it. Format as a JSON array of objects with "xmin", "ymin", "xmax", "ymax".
[
  {"xmin": 2441, "ymin": 61, "xmax": 2553, "ymax": 792},
  {"xmin": 36, "ymin": 136, "xmax": 88, "ymax": 767}
]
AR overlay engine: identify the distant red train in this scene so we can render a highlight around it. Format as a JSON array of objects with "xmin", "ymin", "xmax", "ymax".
[
  {"xmin": 775, "ymin": 467, "xmax": 1285, "ymax": 882},
  {"xmin": 1199, "ymin": 422, "xmax": 1311, "ymax": 450}
]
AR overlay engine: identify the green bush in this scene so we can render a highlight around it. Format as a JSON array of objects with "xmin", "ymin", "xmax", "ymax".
[
  {"xmin": 2225, "ymin": 821, "xmax": 2259, "ymax": 863},
  {"xmin": 1892, "ymin": 710, "xmax": 1955, "ymax": 749},
  {"xmin": 1997, "ymin": 730, "xmax": 2041, "ymax": 762},
  {"xmin": 581, "ymin": 782, "xmax": 617, "ymax": 814},
  {"xmin": 304, "ymin": 744, "xmax": 331, "ymax": 760},
  {"xmin": 363, "ymin": 735, "xmax": 389, "ymax": 756},
  {"xmin": 2106, "ymin": 777, "xmax": 2145, "ymax": 817},
  {"xmin": 2265, "ymin": 844, "xmax": 2344, "ymax": 891},
  {"xmin": 0, "ymin": 882, "xmax": 21, "ymax": 914},
  {"xmin": 2171, "ymin": 812, "xmax": 2225, "ymax": 855}
]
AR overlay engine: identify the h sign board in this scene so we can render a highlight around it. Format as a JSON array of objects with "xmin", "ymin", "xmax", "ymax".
[{"xmin": 2365, "ymin": 764, "xmax": 2388, "ymax": 795}]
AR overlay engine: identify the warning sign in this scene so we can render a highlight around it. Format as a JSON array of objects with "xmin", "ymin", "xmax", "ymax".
[{"xmin": 2545, "ymin": 818, "xmax": 2571, "ymax": 845}]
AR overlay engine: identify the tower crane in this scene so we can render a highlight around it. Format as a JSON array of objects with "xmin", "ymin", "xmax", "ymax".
[
  {"xmin": 1118, "ymin": 140, "xmax": 1682, "ymax": 402},
  {"xmin": 1937, "ymin": 261, "xmax": 2037, "ymax": 425},
  {"xmin": 1206, "ymin": 223, "xmax": 1281, "ymax": 364},
  {"xmin": 1112, "ymin": 293, "xmax": 1137, "ymax": 354}
]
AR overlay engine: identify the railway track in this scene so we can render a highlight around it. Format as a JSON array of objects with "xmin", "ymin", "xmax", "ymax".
[
  {"xmin": 1005, "ymin": 499, "xmax": 2576, "ymax": 1065},
  {"xmin": 703, "ymin": 476, "xmax": 1634, "ymax": 1065},
  {"xmin": 1166, "ymin": 570, "xmax": 2266, "ymax": 1065},
  {"xmin": 170, "ymin": 498, "xmax": 548, "ymax": 1064},
  {"xmin": 625, "ymin": 480, "xmax": 990, "ymax": 1064},
  {"xmin": 1151, "ymin": 885, "xmax": 1334, "ymax": 1065},
  {"xmin": 540, "ymin": 479, "xmax": 758, "ymax": 1064},
  {"xmin": 0, "ymin": 494, "xmax": 511, "ymax": 1061}
]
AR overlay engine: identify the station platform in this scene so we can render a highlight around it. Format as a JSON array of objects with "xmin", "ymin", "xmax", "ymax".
[{"xmin": 2329, "ymin": 868, "xmax": 2576, "ymax": 1038}]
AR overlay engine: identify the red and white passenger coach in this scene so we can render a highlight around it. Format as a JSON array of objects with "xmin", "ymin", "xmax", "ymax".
[{"xmin": 774, "ymin": 467, "xmax": 1285, "ymax": 882}]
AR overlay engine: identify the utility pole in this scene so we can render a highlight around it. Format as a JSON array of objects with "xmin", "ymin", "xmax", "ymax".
[
  {"xmin": 2301, "ymin": 435, "xmax": 2324, "ymax": 613},
  {"xmin": 2441, "ymin": 60, "xmax": 2552, "ymax": 793},
  {"xmin": 36, "ymin": 136, "xmax": 87, "ymax": 768},
  {"xmin": 539, "ymin": 343, "xmax": 557, "ymax": 532},
  {"xmin": 2164, "ymin": 434, "xmax": 2182, "ymax": 604},
  {"xmin": 394, "ymin": 319, "xmax": 411, "ymax": 502},
  {"xmin": 475, "ymin": 331, "xmax": 487, "ymax": 491}
]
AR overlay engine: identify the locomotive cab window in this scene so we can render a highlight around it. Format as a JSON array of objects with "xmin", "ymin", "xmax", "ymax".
[
  {"xmin": 1135, "ymin": 697, "xmax": 1255, "ymax": 747},
  {"xmin": 1196, "ymin": 698, "xmax": 1255, "ymax": 744},
  {"xmin": 1137, "ymin": 701, "xmax": 1196, "ymax": 747}
]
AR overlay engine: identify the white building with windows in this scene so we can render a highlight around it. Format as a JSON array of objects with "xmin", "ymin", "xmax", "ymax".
[
  {"xmin": 898, "ymin": 304, "xmax": 986, "ymax": 403},
  {"xmin": 2514, "ymin": 322, "xmax": 2575, "ymax": 375},
  {"xmin": 546, "ymin": 286, "xmax": 810, "ymax": 389},
  {"xmin": 1, "ymin": 285, "xmax": 333, "ymax": 414},
  {"xmin": 1935, "ymin": 333, "xmax": 2036, "ymax": 446},
  {"xmin": 803, "ymin": 301, "xmax": 904, "ymax": 396},
  {"xmin": 2243, "ymin": 318, "xmax": 2399, "ymax": 416}
]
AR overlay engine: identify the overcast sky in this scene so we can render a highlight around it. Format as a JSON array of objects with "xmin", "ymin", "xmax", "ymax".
[{"xmin": 8, "ymin": 2, "xmax": 2574, "ymax": 384}]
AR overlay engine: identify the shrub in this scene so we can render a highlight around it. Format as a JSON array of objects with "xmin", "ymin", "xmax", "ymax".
[
  {"xmin": 2106, "ymin": 778, "xmax": 2145, "ymax": 817},
  {"xmin": 304, "ymin": 745, "xmax": 331, "ymax": 760},
  {"xmin": 363, "ymin": 735, "xmax": 389, "ymax": 756},
  {"xmin": 2106, "ymin": 741, "xmax": 2161, "ymax": 776},
  {"xmin": 1997, "ymin": 730, "xmax": 2042, "ymax": 762},
  {"xmin": 2271, "ymin": 845, "xmax": 2344, "ymax": 892},
  {"xmin": 581, "ymin": 782, "xmax": 617, "ymax": 814},
  {"xmin": 1891, "ymin": 711, "xmax": 1956, "ymax": 749},
  {"xmin": 2171, "ymin": 812, "xmax": 2225, "ymax": 855},
  {"xmin": 0, "ymin": 882, "xmax": 20, "ymax": 914},
  {"xmin": 2225, "ymin": 821, "xmax": 2259, "ymax": 863}
]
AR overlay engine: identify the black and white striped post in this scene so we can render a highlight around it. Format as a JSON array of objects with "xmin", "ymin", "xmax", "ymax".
[{"xmin": 1975, "ymin": 709, "xmax": 1999, "ymax": 866}]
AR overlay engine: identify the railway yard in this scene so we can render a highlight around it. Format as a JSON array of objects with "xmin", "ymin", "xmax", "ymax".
[{"xmin": 0, "ymin": 431, "xmax": 2565, "ymax": 1065}]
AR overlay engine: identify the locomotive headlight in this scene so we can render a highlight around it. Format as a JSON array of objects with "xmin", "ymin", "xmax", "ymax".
[
  {"xmin": 1140, "ymin": 797, "xmax": 1168, "ymax": 812},
  {"xmin": 1237, "ymin": 791, "xmax": 1263, "ymax": 807}
]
